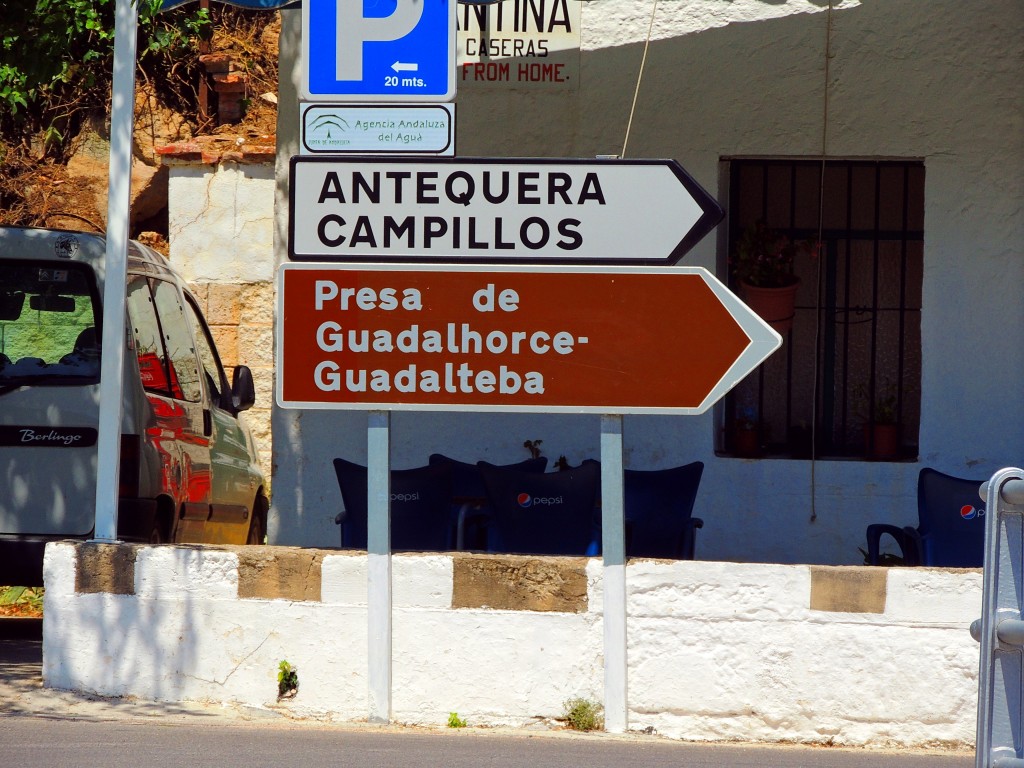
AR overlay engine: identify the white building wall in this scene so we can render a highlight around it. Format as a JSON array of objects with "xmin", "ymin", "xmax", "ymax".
[
  {"xmin": 269, "ymin": 1, "xmax": 1023, "ymax": 564},
  {"xmin": 167, "ymin": 162, "xmax": 276, "ymax": 284}
]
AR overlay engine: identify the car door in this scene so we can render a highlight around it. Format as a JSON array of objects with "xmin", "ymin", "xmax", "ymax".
[
  {"xmin": 133, "ymin": 275, "xmax": 212, "ymax": 543},
  {"xmin": 182, "ymin": 294, "xmax": 258, "ymax": 544}
]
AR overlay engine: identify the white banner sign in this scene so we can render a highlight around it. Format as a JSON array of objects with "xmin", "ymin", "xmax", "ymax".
[
  {"xmin": 300, "ymin": 104, "xmax": 455, "ymax": 156},
  {"xmin": 456, "ymin": 0, "xmax": 581, "ymax": 90}
]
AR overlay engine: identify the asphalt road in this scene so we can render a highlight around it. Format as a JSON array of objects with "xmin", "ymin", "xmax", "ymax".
[{"xmin": 0, "ymin": 619, "xmax": 974, "ymax": 768}]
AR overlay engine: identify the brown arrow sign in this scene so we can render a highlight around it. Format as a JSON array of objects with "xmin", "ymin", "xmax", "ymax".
[{"xmin": 277, "ymin": 264, "xmax": 781, "ymax": 414}]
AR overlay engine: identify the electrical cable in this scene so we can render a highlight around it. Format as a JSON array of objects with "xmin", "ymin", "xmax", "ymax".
[
  {"xmin": 810, "ymin": 1, "xmax": 835, "ymax": 523},
  {"xmin": 621, "ymin": 0, "xmax": 660, "ymax": 159}
]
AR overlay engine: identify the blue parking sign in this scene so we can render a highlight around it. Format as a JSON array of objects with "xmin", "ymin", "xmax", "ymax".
[{"xmin": 303, "ymin": 0, "xmax": 456, "ymax": 102}]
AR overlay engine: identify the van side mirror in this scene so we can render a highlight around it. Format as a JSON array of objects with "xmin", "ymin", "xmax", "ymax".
[{"xmin": 232, "ymin": 365, "xmax": 256, "ymax": 412}]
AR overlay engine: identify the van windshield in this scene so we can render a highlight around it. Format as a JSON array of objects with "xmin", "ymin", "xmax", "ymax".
[{"xmin": 0, "ymin": 260, "xmax": 100, "ymax": 388}]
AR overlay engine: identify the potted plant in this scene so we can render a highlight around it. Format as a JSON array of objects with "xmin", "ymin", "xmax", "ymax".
[
  {"xmin": 731, "ymin": 406, "xmax": 761, "ymax": 458},
  {"xmin": 865, "ymin": 391, "xmax": 900, "ymax": 460},
  {"xmin": 857, "ymin": 383, "xmax": 900, "ymax": 460},
  {"xmin": 730, "ymin": 220, "xmax": 811, "ymax": 335}
]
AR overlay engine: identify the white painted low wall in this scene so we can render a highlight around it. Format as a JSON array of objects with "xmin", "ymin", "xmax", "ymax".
[{"xmin": 42, "ymin": 542, "xmax": 980, "ymax": 748}]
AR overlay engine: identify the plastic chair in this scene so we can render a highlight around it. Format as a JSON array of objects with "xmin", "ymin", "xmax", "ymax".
[
  {"xmin": 865, "ymin": 467, "xmax": 986, "ymax": 567},
  {"xmin": 622, "ymin": 462, "xmax": 705, "ymax": 560},
  {"xmin": 59, "ymin": 326, "xmax": 100, "ymax": 371},
  {"xmin": 332, "ymin": 458, "xmax": 454, "ymax": 551},
  {"xmin": 477, "ymin": 460, "xmax": 601, "ymax": 556},
  {"xmin": 428, "ymin": 453, "xmax": 548, "ymax": 550}
]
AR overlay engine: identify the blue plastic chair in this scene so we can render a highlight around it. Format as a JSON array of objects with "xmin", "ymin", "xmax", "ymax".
[
  {"xmin": 332, "ymin": 458, "xmax": 454, "ymax": 551},
  {"xmin": 865, "ymin": 467, "xmax": 986, "ymax": 567},
  {"xmin": 476, "ymin": 460, "xmax": 601, "ymax": 556},
  {"xmin": 622, "ymin": 462, "xmax": 705, "ymax": 560},
  {"xmin": 428, "ymin": 453, "xmax": 548, "ymax": 550}
]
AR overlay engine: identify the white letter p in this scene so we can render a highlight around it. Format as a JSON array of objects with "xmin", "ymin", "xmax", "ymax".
[{"xmin": 336, "ymin": 0, "xmax": 424, "ymax": 81}]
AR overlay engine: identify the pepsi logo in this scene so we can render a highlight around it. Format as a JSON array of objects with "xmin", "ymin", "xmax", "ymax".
[
  {"xmin": 960, "ymin": 505, "xmax": 986, "ymax": 520},
  {"xmin": 516, "ymin": 494, "xmax": 564, "ymax": 507}
]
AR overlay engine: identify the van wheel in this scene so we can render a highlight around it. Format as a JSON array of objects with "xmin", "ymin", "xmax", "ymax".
[
  {"xmin": 247, "ymin": 495, "xmax": 267, "ymax": 545},
  {"xmin": 149, "ymin": 520, "xmax": 165, "ymax": 545}
]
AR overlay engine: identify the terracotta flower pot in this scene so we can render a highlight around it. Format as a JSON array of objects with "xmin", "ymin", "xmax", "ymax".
[
  {"xmin": 739, "ymin": 279, "xmax": 801, "ymax": 335},
  {"xmin": 864, "ymin": 423, "xmax": 900, "ymax": 460},
  {"xmin": 732, "ymin": 427, "xmax": 761, "ymax": 458}
]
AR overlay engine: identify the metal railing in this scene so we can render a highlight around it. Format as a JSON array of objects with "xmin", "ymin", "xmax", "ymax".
[{"xmin": 972, "ymin": 468, "xmax": 1024, "ymax": 768}]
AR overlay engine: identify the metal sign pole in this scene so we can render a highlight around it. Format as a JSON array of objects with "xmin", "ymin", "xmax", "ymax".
[
  {"xmin": 601, "ymin": 414, "xmax": 627, "ymax": 733},
  {"xmin": 93, "ymin": 0, "xmax": 138, "ymax": 542},
  {"xmin": 367, "ymin": 410, "xmax": 392, "ymax": 723}
]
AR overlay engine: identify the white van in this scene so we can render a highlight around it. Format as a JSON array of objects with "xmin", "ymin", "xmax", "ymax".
[{"xmin": 0, "ymin": 226, "xmax": 267, "ymax": 585}]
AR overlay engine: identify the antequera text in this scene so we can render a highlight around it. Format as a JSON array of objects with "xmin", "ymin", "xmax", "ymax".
[{"xmin": 313, "ymin": 168, "xmax": 607, "ymax": 252}]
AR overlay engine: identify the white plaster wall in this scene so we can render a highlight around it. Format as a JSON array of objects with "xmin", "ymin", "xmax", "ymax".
[
  {"xmin": 42, "ymin": 543, "xmax": 981, "ymax": 747},
  {"xmin": 167, "ymin": 163, "xmax": 276, "ymax": 284},
  {"xmin": 625, "ymin": 561, "xmax": 980, "ymax": 744},
  {"xmin": 269, "ymin": 2, "xmax": 1024, "ymax": 564}
]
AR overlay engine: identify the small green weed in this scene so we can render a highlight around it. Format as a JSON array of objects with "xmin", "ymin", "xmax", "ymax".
[
  {"xmin": 562, "ymin": 697, "xmax": 604, "ymax": 731},
  {"xmin": 277, "ymin": 660, "xmax": 298, "ymax": 700},
  {"xmin": 447, "ymin": 711, "xmax": 467, "ymax": 728}
]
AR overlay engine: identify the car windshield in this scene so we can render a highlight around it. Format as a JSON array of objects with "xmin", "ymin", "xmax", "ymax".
[{"xmin": 0, "ymin": 260, "xmax": 101, "ymax": 388}]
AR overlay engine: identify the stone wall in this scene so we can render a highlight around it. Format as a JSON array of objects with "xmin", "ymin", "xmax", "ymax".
[{"xmin": 43, "ymin": 541, "xmax": 980, "ymax": 748}]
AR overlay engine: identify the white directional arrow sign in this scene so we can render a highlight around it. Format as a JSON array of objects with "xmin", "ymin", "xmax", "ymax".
[{"xmin": 288, "ymin": 157, "xmax": 723, "ymax": 265}]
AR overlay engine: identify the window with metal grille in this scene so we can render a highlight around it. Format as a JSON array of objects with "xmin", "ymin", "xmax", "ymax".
[{"xmin": 719, "ymin": 159, "xmax": 924, "ymax": 461}]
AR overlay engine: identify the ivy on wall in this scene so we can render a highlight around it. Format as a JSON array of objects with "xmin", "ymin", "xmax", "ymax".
[{"xmin": 0, "ymin": 0, "xmax": 210, "ymax": 155}]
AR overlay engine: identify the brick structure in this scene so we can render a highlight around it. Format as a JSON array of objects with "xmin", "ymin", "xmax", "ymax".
[{"xmin": 199, "ymin": 53, "xmax": 249, "ymax": 125}]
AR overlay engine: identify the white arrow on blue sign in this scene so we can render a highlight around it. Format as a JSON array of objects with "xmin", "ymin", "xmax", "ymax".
[{"xmin": 302, "ymin": 0, "xmax": 457, "ymax": 102}]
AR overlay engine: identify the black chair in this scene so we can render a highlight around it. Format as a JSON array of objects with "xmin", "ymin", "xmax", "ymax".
[
  {"xmin": 59, "ymin": 326, "xmax": 100, "ymax": 371},
  {"xmin": 477, "ymin": 460, "xmax": 601, "ymax": 556},
  {"xmin": 428, "ymin": 453, "xmax": 548, "ymax": 550},
  {"xmin": 865, "ymin": 467, "xmax": 986, "ymax": 567},
  {"xmin": 622, "ymin": 462, "xmax": 705, "ymax": 560},
  {"xmin": 332, "ymin": 458, "xmax": 454, "ymax": 551}
]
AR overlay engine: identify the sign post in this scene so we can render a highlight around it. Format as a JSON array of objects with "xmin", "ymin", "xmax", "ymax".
[
  {"xmin": 293, "ymin": 5, "xmax": 739, "ymax": 734},
  {"xmin": 600, "ymin": 413, "xmax": 627, "ymax": 733},
  {"xmin": 92, "ymin": 0, "xmax": 138, "ymax": 543}
]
